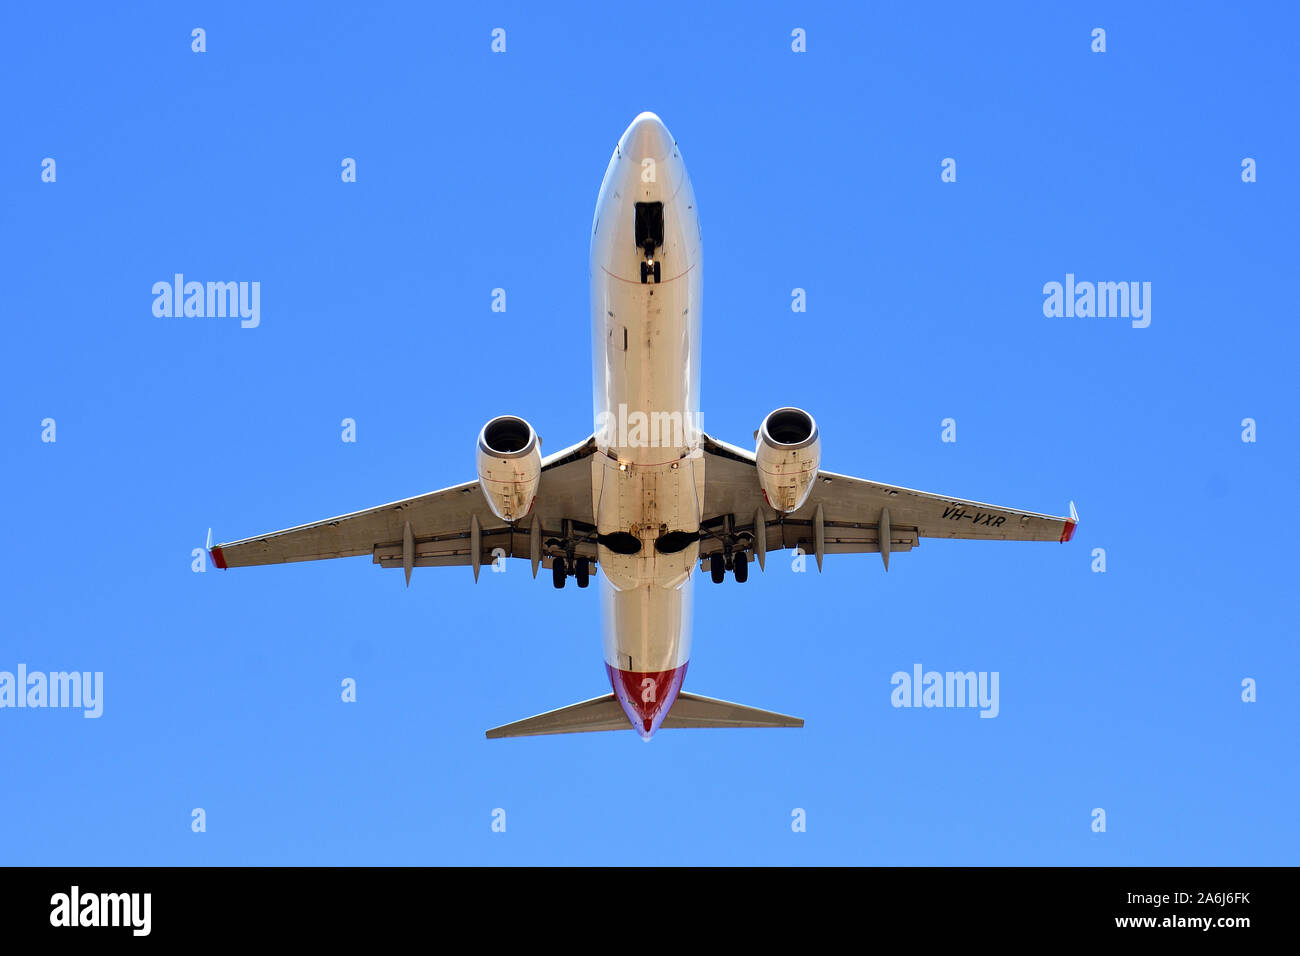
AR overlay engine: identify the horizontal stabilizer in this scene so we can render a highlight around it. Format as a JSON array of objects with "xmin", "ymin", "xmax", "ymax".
[
  {"xmin": 485, "ymin": 692, "xmax": 803, "ymax": 738},
  {"xmin": 485, "ymin": 695, "xmax": 629, "ymax": 738},
  {"xmin": 662, "ymin": 692, "xmax": 804, "ymax": 730}
]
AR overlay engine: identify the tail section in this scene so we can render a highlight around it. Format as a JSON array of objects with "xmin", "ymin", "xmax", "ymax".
[{"xmin": 485, "ymin": 692, "xmax": 803, "ymax": 739}]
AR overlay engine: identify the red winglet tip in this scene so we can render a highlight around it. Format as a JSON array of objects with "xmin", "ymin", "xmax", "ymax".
[
  {"xmin": 210, "ymin": 546, "xmax": 228, "ymax": 569},
  {"xmin": 1059, "ymin": 501, "xmax": 1079, "ymax": 543}
]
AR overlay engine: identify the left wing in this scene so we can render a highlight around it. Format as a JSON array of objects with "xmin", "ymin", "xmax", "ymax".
[
  {"xmin": 698, "ymin": 433, "xmax": 1076, "ymax": 568},
  {"xmin": 210, "ymin": 437, "xmax": 599, "ymax": 577}
]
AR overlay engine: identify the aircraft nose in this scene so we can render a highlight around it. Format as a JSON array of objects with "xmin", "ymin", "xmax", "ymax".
[
  {"xmin": 605, "ymin": 663, "xmax": 688, "ymax": 740},
  {"xmin": 619, "ymin": 111, "xmax": 675, "ymax": 163}
]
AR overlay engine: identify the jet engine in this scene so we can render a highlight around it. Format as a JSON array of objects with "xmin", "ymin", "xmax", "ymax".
[
  {"xmin": 755, "ymin": 407, "xmax": 820, "ymax": 513},
  {"xmin": 477, "ymin": 415, "xmax": 541, "ymax": 522}
]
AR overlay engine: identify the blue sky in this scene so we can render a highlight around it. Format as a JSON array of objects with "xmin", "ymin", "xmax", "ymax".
[{"xmin": 2, "ymin": 1, "xmax": 1296, "ymax": 865}]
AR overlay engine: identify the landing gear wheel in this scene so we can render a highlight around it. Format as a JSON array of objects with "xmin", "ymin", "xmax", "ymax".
[
  {"xmin": 652, "ymin": 261, "xmax": 661, "ymax": 283},
  {"xmin": 575, "ymin": 557, "xmax": 590, "ymax": 588},
  {"xmin": 734, "ymin": 553, "xmax": 748, "ymax": 583},
  {"xmin": 640, "ymin": 261, "xmax": 651, "ymax": 284},
  {"xmin": 709, "ymin": 553, "xmax": 725, "ymax": 584},
  {"xmin": 552, "ymin": 556, "xmax": 566, "ymax": 589}
]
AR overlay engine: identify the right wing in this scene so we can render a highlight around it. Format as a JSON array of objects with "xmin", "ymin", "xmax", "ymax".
[
  {"xmin": 210, "ymin": 437, "xmax": 599, "ymax": 575},
  {"xmin": 698, "ymin": 433, "xmax": 1076, "ymax": 566}
]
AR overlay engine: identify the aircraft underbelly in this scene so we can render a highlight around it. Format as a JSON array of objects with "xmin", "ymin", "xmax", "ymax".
[{"xmin": 588, "ymin": 117, "xmax": 703, "ymax": 678}]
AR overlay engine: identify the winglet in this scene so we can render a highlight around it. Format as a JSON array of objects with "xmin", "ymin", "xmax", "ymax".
[
  {"xmin": 1060, "ymin": 501, "xmax": 1078, "ymax": 543},
  {"xmin": 207, "ymin": 528, "xmax": 229, "ymax": 569}
]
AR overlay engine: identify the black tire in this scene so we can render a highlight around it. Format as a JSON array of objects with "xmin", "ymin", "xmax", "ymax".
[
  {"xmin": 734, "ymin": 552, "xmax": 748, "ymax": 583},
  {"xmin": 709, "ymin": 553, "xmax": 725, "ymax": 584},
  {"xmin": 652, "ymin": 261, "xmax": 661, "ymax": 283},
  {"xmin": 575, "ymin": 557, "xmax": 590, "ymax": 588},
  {"xmin": 640, "ymin": 262, "xmax": 650, "ymax": 284},
  {"xmin": 552, "ymin": 556, "xmax": 566, "ymax": 589}
]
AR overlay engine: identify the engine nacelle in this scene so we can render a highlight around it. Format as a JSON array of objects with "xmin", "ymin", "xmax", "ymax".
[
  {"xmin": 477, "ymin": 415, "xmax": 541, "ymax": 522},
  {"xmin": 755, "ymin": 407, "xmax": 821, "ymax": 513}
]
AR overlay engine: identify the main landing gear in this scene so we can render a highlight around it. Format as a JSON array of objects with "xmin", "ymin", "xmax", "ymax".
[
  {"xmin": 704, "ymin": 514, "xmax": 752, "ymax": 584},
  {"xmin": 552, "ymin": 556, "xmax": 591, "ymax": 590},
  {"xmin": 709, "ymin": 552, "xmax": 748, "ymax": 584},
  {"xmin": 547, "ymin": 519, "xmax": 595, "ymax": 590}
]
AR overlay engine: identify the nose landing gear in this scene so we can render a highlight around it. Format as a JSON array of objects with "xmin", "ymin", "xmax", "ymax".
[{"xmin": 634, "ymin": 201, "xmax": 664, "ymax": 284}]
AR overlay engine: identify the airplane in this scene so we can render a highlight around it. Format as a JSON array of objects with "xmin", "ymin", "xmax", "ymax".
[{"xmin": 208, "ymin": 112, "xmax": 1077, "ymax": 741}]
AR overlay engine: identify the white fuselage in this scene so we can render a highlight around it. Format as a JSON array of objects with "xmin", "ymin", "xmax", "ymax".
[{"xmin": 588, "ymin": 113, "xmax": 703, "ymax": 737}]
